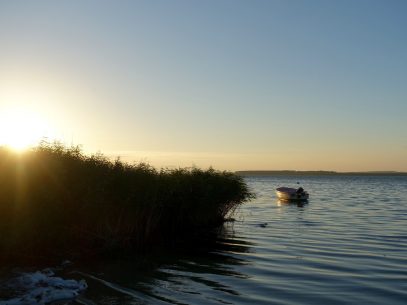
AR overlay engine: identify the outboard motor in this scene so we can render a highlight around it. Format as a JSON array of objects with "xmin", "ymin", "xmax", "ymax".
[{"xmin": 296, "ymin": 187, "xmax": 304, "ymax": 198}]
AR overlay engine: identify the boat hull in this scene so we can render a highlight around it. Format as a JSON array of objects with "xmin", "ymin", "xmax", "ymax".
[{"xmin": 276, "ymin": 187, "xmax": 309, "ymax": 201}]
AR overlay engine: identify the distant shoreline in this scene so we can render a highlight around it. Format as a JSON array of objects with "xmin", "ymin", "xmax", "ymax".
[{"xmin": 236, "ymin": 170, "xmax": 407, "ymax": 176}]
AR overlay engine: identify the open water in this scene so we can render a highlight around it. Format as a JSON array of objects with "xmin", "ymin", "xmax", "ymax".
[{"xmin": 1, "ymin": 175, "xmax": 407, "ymax": 304}]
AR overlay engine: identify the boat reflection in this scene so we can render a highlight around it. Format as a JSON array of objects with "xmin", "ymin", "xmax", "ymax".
[{"xmin": 277, "ymin": 199, "xmax": 309, "ymax": 207}]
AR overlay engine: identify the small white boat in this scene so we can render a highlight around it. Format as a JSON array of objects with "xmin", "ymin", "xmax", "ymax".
[{"xmin": 276, "ymin": 187, "xmax": 309, "ymax": 201}]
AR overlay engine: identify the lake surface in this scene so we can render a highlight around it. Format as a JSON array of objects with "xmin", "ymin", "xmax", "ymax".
[{"xmin": 2, "ymin": 175, "xmax": 407, "ymax": 304}]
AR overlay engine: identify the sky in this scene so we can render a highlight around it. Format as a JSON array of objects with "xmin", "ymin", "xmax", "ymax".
[{"xmin": 0, "ymin": 0, "xmax": 406, "ymax": 171}]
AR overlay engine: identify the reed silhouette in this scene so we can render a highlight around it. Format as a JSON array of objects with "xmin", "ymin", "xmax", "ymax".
[{"xmin": 0, "ymin": 141, "xmax": 253, "ymax": 261}]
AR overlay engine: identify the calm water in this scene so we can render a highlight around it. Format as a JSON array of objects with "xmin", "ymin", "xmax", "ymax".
[{"xmin": 3, "ymin": 175, "xmax": 407, "ymax": 304}]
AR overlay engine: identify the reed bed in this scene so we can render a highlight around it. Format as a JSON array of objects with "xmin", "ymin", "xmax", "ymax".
[{"xmin": 0, "ymin": 142, "xmax": 253, "ymax": 260}]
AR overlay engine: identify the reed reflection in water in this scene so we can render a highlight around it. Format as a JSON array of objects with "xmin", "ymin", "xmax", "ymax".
[{"xmin": 71, "ymin": 225, "xmax": 254, "ymax": 305}]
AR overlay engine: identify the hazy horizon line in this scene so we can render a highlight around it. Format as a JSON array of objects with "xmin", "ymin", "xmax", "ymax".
[{"xmin": 236, "ymin": 170, "xmax": 407, "ymax": 175}]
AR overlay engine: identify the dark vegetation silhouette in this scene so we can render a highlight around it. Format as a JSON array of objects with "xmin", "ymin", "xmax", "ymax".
[{"xmin": 0, "ymin": 141, "xmax": 253, "ymax": 262}]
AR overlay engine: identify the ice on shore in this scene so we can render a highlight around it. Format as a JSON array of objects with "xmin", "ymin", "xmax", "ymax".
[{"xmin": 0, "ymin": 269, "xmax": 87, "ymax": 305}]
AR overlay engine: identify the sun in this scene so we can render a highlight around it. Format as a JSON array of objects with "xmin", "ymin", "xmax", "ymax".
[{"xmin": 0, "ymin": 107, "xmax": 53, "ymax": 151}]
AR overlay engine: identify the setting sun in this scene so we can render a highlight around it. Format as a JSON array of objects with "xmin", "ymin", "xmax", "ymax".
[{"xmin": 0, "ymin": 107, "xmax": 53, "ymax": 151}]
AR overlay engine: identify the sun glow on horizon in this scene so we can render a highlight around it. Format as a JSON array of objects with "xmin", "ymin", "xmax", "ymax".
[{"xmin": 0, "ymin": 106, "xmax": 55, "ymax": 151}]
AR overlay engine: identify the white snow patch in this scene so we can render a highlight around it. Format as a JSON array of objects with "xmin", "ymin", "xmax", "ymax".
[{"xmin": 0, "ymin": 269, "xmax": 87, "ymax": 305}]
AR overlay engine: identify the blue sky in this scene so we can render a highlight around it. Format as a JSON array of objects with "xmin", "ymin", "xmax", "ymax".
[{"xmin": 0, "ymin": 0, "xmax": 406, "ymax": 171}]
